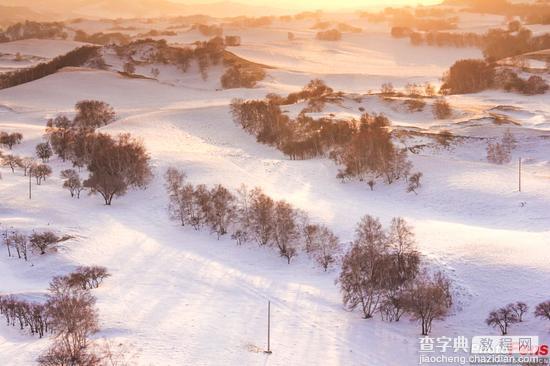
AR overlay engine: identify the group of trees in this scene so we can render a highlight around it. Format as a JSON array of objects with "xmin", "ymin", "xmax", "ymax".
[
  {"xmin": 225, "ymin": 16, "xmax": 273, "ymax": 28},
  {"xmin": 74, "ymin": 30, "xmax": 131, "ymax": 45},
  {"xmin": 0, "ymin": 137, "xmax": 52, "ymax": 185},
  {"xmin": 111, "ymin": 37, "xmax": 235, "ymax": 82},
  {"xmin": 2, "ymin": 228, "xmax": 65, "ymax": 260},
  {"xmin": 486, "ymin": 300, "xmax": 550, "ymax": 335},
  {"xmin": 444, "ymin": 0, "xmax": 550, "ymax": 25},
  {"xmin": 231, "ymin": 81, "xmax": 418, "ymax": 191},
  {"xmin": 407, "ymin": 30, "xmax": 486, "ymax": 48},
  {"xmin": 316, "ymin": 29, "xmax": 342, "ymax": 41},
  {"xmin": 441, "ymin": 58, "xmax": 548, "ymax": 95},
  {"xmin": 339, "ymin": 215, "xmax": 452, "ymax": 334},
  {"xmin": 0, "ymin": 265, "xmax": 108, "ymax": 364},
  {"xmin": 0, "ymin": 296, "xmax": 49, "ymax": 338},
  {"xmin": 165, "ymin": 168, "xmax": 342, "ymax": 268},
  {"xmin": 441, "ymin": 59, "xmax": 495, "ymax": 94},
  {"xmin": 332, "ymin": 113, "xmax": 415, "ymax": 187},
  {"xmin": 165, "ymin": 169, "xmax": 451, "ymax": 333},
  {"xmin": 486, "ymin": 129, "xmax": 517, "ymax": 165},
  {"xmin": 1, "ymin": 102, "xmax": 148, "ymax": 205},
  {"xmin": 0, "ymin": 265, "xmax": 107, "ymax": 346},
  {"xmin": 0, "ymin": 21, "xmax": 67, "ymax": 43},
  {"xmin": 221, "ymin": 64, "xmax": 266, "ymax": 89},
  {"xmin": 192, "ymin": 23, "xmax": 223, "ymax": 37},
  {"xmin": 44, "ymin": 100, "xmax": 152, "ymax": 205},
  {"xmin": 496, "ymin": 69, "xmax": 549, "ymax": 95},
  {"xmin": 0, "ymin": 46, "xmax": 100, "ymax": 90},
  {"xmin": 1, "ymin": 156, "xmax": 51, "ymax": 183}
]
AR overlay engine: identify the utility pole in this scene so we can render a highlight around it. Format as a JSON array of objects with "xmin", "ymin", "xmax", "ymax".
[
  {"xmin": 29, "ymin": 168, "xmax": 32, "ymax": 199},
  {"xmin": 518, "ymin": 157, "xmax": 522, "ymax": 193},
  {"xmin": 264, "ymin": 300, "xmax": 272, "ymax": 354}
]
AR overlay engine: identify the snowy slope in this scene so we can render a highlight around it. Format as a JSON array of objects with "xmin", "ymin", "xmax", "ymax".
[{"xmin": 1, "ymin": 14, "xmax": 550, "ymax": 366}]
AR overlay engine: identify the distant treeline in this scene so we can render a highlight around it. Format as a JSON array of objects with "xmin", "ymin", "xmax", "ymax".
[
  {"xmin": 0, "ymin": 21, "xmax": 67, "ymax": 43},
  {"xmin": 393, "ymin": 21, "xmax": 550, "ymax": 61},
  {"xmin": 0, "ymin": 46, "xmax": 100, "ymax": 90},
  {"xmin": 443, "ymin": 0, "xmax": 550, "ymax": 25}
]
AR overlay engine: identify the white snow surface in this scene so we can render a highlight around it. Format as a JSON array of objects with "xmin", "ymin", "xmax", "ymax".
[{"xmin": 0, "ymin": 15, "xmax": 550, "ymax": 366}]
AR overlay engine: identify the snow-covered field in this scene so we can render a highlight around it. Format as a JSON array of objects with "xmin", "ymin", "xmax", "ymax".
[
  {"xmin": 0, "ymin": 39, "xmax": 89, "ymax": 74},
  {"xmin": 1, "ymin": 13, "xmax": 549, "ymax": 366}
]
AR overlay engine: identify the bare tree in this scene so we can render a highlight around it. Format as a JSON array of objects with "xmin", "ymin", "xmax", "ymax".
[
  {"xmin": 435, "ymin": 130, "xmax": 453, "ymax": 149},
  {"xmin": 403, "ymin": 270, "xmax": 453, "ymax": 335},
  {"xmin": 535, "ymin": 300, "xmax": 550, "ymax": 321},
  {"xmin": 73, "ymin": 100, "xmax": 116, "ymax": 131},
  {"xmin": 12, "ymin": 232, "xmax": 28, "ymax": 261},
  {"xmin": 272, "ymin": 200, "xmax": 301, "ymax": 263},
  {"xmin": 61, "ymin": 169, "xmax": 85, "ymax": 198},
  {"xmin": 354, "ymin": 215, "xmax": 386, "ymax": 250},
  {"xmin": 2, "ymin": 154, "xmax": 22, "ymax": 173},
  {"xmin": 501, "ymin": 129, "xmax": 517, "ymax": 153},
  {"xmin": 432, "ymin": 98, "xmax": 452, "ymax": 119},
  {"xmin": 208, "ymin": 185, "xmax": 236, "ymax": 239},
  {"xmin": 305, "ymin": 224, "xmax": 341, "ymax": 271},
  {"xmin": 20, "ymin": 157, "xmax": 35, "ymax": 176},
  {"xmin": 46, "ymin": 115, "xmax": 74, "ymax": 161},
  {"xmin": 43, "ymin": 287, "xmax": 99, "ymax": 366},
  {"xmin": 339, "ymin": 243, "xmax": 386, "ymax": 318},
  {"xmin": 407, "ymin": 172, "xmax": 422, "ymax": 194},
  {"xmin": 510, "ymin": 301, "xmax": 528, "ymax": 322},
  {"xmin": 29, "ymin": 231, "xmax": 60, "ymax": 254},
  {"xmin": 486, "ymin": 304, "xmax": 519, "ymax": 335},
  {"xmin": 367, "ymin": 179, "xmax": 376, "ymax": 191},
  {"xmin": 84, "ymin": 133, "xmax": 152, "ymax": 205},
  {"xmin": 66, "ymin": 266, "xmax": 110, "ymax": 290},
  {"xmin": 32, "ymin": 164, "xmax": 52, "ymax": 185},
  {"xmin": 248, "ymin": 187, "xmax": 275, "ymax": 246},
  {"xmin": 0, "ymin": 131, "xmax": 23, "ymax": 149},
  {"xmin": 35, "ymin": 142, "xmax": 53, "ymax": 162}
]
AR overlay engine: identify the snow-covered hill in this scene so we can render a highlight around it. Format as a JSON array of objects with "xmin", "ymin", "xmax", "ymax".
[{"xmin": 1, "ymin": 13, "xmax": 549, "ymax": 366}]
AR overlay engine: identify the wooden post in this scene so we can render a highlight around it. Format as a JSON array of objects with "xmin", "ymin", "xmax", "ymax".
[
  {"xmin": 518, "ymin": 157, "xmax": 522, "ymax": 193},
  {"xmin": 264, "ymin": 300, "xmax": 272, "ymax": 354}
]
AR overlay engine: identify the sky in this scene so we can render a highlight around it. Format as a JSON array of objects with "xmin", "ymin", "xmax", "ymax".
[{"xmin": 174, "ymin": 0, "xmax": 443, "ymax": 11}]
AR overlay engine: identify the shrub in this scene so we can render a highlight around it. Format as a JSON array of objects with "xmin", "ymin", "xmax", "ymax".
[
  {"xmin": 316, "ymin": 29, "xmax": 342, "ymax": 41},
  {"xmin": 436, "ymin": 130, "xmax": 454, "ymax": 148},
  {"xmin": 433, "ymin": 98, "xmax": 452, "ymax": 119},
  {"xmin": 391, "ymin": 26, "xmax": 412, "ymax": 38},
  {"xmin": 123, "ymin": 62, "xmax": 135, "ymax": 74},
  {"xmin": 407, "ymin": 172, "xmax": 423, "ymax": 194},
  {"xmin": 404, "ymin": 99, "xmax": 426, "ymax": 112},
  {"xmin": 29, "ymin": 231, "xmax": 60, "ymax": 254}
]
